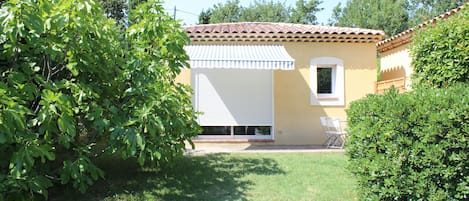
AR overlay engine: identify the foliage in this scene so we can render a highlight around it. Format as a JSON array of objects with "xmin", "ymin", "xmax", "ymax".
[
  {"xmin": 330, "ymin": 0, "xmax": 409, "ymax": 37},
  {"xmin": 97, "ymin": 0, "xmax": 149, "ymax": 26},
  {"xmin": 289, "ymin": 0, "xmax": 323, "ymax": 24},
  {"xmin": 407, "ymin": 0, "xmax": 468, "ymax": 26},
  {"xmin": 410, "ymin": 5, "xmax": 469, "ymax": 88},
  {"xmin": 51, "ymin": 153, "xmax": 357, "ymax": 201},
  {"xmin": 0, "ymin": 0, "xmax": 199, "ymax": 200},
  {"xmin": 98, "ymin": 0, "xmax": 128, "ymax": 25},
  {"xmin": 330, "ymin": 0, "xmax": 467, "ymax": 37},
  {"xmin": 198, "ymin": 0, "xmax": 323, "ymax": 24},
  {"xmin": 204, "ymin": 0, "xmax": 242, "ymax": 23},
  {"xmin": 198, "ymin": 9, "xmax": 212, "ymax": 24},
  {"xmin": 239, "ymin": 0, "xmax": 290, "ymax": 23},
  {"xmin": 119, "ymin": 0, "xmax": 200, "ymax": 167},
  {"xmin": 346, "ymin": 85, "xmax": 469, "ymax": 200}
]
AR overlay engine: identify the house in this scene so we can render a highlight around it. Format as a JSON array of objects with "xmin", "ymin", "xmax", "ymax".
[
  {"xmin": 376, "ymin": 4, "xmax": 466, "ymax": 93},
  {"xmin": 177, "ymin": 22, "xmax": 384, "ymax": 145}
]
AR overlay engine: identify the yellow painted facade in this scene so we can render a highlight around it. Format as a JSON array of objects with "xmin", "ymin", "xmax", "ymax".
[
  {"xmin": 177, "ymin": 41, "xmax": 377, "ymax": 145},
  {"xmin": 175, "ymin": 66, "xmax": 191, "ymax": 85},
  {"xmin": 379, "ymin": 43, "xmax": 412, "ymax": 90},
  {"xmin": 274, "ymin": 42, "xmax": 376, "ymax": 145}
]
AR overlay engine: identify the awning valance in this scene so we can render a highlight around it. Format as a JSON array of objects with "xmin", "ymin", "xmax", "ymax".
[{"xmin": 184, "ymin": 45, "xmax": 295, "ymax": 70}]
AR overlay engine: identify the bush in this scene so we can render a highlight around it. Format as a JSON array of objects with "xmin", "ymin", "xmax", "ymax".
[
  {"xmin": 346, "ymin": 85, "xmax": 469, "ymax": 200},
  {"xmin": 410, "ymin": 6, "xmax": 469, "ymax": 88},
  {"xmin": 0, "ymin": 0, "xmax": 199, "ymax": 200}
]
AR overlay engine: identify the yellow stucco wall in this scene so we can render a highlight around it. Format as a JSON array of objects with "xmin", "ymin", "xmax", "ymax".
[
  {"xmin": 274, "ymin": 43, "xmax": 376, "ymax": 145},
  {"xmin": 176, "ymin": 41, "xmax": 377, "ymax": 145},
  {"xmin": 175, "ymin": 68, "xmax": 191, "ymax": 85},
  {"xmin": 379, "ymin": 44, "xmax": 412, "ymax": 90},
  {"xmin": 380, "ymin": 44, "xmax": 411, "ymax": 74},
  {"xmin": 381, "ymin": 67, "xmax": 406, "ymax": 80}
]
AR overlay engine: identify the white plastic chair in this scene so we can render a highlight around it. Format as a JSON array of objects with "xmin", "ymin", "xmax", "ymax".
[
  {"xmin": 320, "ymin": 117, "xmax": 348, "ymax": 148},
  {"xmin": 320, "ymin": 116, "xmax": 335, "ymax": 147}
]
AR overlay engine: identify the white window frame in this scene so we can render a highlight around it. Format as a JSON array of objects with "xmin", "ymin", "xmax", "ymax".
[{"xmin": 310, "ymin": 57, "xmax": 345, "ymax": 106}]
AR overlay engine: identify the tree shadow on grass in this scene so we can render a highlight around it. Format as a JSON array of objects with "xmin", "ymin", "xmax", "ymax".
[{"xmin": 51, "ymin": 153, "xmax": 285, "ymax": 201}]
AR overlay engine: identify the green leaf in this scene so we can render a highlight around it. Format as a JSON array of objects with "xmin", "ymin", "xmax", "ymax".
[
  {"xmin": 153, "ymin": 151, "xmax": 161, "ymax": 160},
  {"xmin": 32, "ymin": 145, "xmax": 56, "ymax": 163},
  {"xmin": 137, "ymin": 153, "xmax": 145, "ymax": 166},
  {"xmin": 123, "ymin": 119, "xmax": 138, "ymax": 126},
  {"xmin": 42, "ymin": 90, "xmax": 61, "ymax": 102},
  {"xmin": 25, "ymin": 12, "xmax": 44, "ymax": 34},
  {"xmin": 28, "ymin": 176, "xmax": 52, "ymax": 199},
  {"xmin": 60, "ymin": 161, "xmax": 72, "ymax": 184},
  {"xmin": 66, "ymin": 62, "xmax": 79, "ymax": 76},
  {"xmin": 44, "ymin": 18, "xmax": 51, "ymax": 31},
  {"xmin": 5, "ymin": 109, "xmax": 26, "ymax": 131},
  {"xmin": 58, "ymin": 114, "xmax": 76, "ymax": 137},
  {"xmin": 136, "ymin": 133, "xmax": 144, "ymax": 150}
]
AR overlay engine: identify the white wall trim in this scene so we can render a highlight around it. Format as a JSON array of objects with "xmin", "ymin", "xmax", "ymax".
[
  {"xmin": 310, "ymin": 57, "xmax": 345, "ymax": 106},
  {"xmin": 271, "ymin": 70, "xmax": 275, "ymax": 140}
]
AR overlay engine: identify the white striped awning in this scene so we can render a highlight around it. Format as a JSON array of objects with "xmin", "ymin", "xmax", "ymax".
[{"xmin": 184, "ymin": 45, "xmax": 295, "ymax": 70}]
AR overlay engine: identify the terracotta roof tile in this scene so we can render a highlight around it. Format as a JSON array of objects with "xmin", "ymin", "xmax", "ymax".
[
  {"xmin": 184, "ymin": 22, "xmax": 385, "ymax": 43},
  {"xmin": 185, "ymin": 22, "xmax": 384, "ymax": 35}
]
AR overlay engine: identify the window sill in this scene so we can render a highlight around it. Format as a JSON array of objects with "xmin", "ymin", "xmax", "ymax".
[
  {"xmin": 312, "ymin": 97, "xmax": 344, "ymax": 106},
  {"xmin": 317, "ymin": 95, "xmax": 339, "ymax": 100}
]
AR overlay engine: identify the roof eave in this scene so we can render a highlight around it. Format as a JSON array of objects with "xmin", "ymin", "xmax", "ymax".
[{"xmin": 187, "ymin": 33, "xmax": 385, "ymax": 44}]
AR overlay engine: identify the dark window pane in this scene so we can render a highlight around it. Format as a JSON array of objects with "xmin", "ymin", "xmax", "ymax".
[
  {"xmin": 234, "ymin": 126, "xmax": 246, "ymax": 135},
  {"xmin": 317, "ymin": 67, "xmax": 332, "ymax": 94},
  {"xmin": 253, "ymin": 126, "xmax": 271, "ymax": 135},
  {"xmin": 200, "ymin": 126, "xmax": 271, "ymax": 135},
  {"xmin": 200, "ymin": 126, "xmax": 230, "ymax": 135},
  {"xmin": 234, "ymin": 126, "xmax": 253, "ymax": 135}
]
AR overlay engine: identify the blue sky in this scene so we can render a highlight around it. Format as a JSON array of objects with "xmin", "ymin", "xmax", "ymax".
[{"xmin": 162, "ymin": 0, "xmax": 347, "ymax": 25}]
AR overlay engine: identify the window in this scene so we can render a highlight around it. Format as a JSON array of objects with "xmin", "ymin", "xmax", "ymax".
[
  {"xmin": 192, "ymin": 68, "xmax": 274, "ymax": 139},
  {"xmin": 310, "ymin": 57, "xmax": 344, "ymax": 106},
  {"xmin": 200, "ymin": 126, "xmax": 231, "ymax": 135},
  {"xmin": 317, "ymin": 67, "xmax": 333, "ymax": 94},
  {"xmin": 200, "ymin": 126, "xmax": 272, "ymax": 136}
]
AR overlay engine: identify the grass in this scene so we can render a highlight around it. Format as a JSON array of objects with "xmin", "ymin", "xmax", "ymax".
[{"xmin": 50, "ymin": 152, "xmax": 358, "ymax": 201}]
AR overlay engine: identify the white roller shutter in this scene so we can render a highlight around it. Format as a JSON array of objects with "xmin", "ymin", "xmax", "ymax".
[{"xmin": 193, "ymin": 68, "xmax": 273, "ymax": 126}]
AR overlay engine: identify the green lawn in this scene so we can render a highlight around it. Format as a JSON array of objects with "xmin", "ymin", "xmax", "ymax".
[{"xmin": 51, "ymin": 152, "xmax": 358, "ymax": 201}]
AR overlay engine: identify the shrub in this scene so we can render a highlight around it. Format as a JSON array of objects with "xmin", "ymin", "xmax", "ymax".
[
  {"xmin": 410, "ymin": 5, "xmax": 469, "ymax": 88},
  {"xmin": 0, "ymin": 0, "xmax": 199, "ymax": 200},
  {"xmin": 346, "ymin": 85, "xmax": 469, "ymax": 200}
]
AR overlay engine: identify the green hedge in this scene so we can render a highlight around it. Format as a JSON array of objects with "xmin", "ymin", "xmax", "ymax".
[
  {"xmin": 411, "ymin": 6, "xmax": 469, "ymax": 88},
  {"xmin": 346, "ymin": 85, "xmax": 469, "ymax": 200}
]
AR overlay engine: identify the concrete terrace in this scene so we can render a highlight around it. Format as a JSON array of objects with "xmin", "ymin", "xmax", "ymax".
[{"xmin": 185, "ymin": 143, "xmax": 345, "ymax": 154}]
